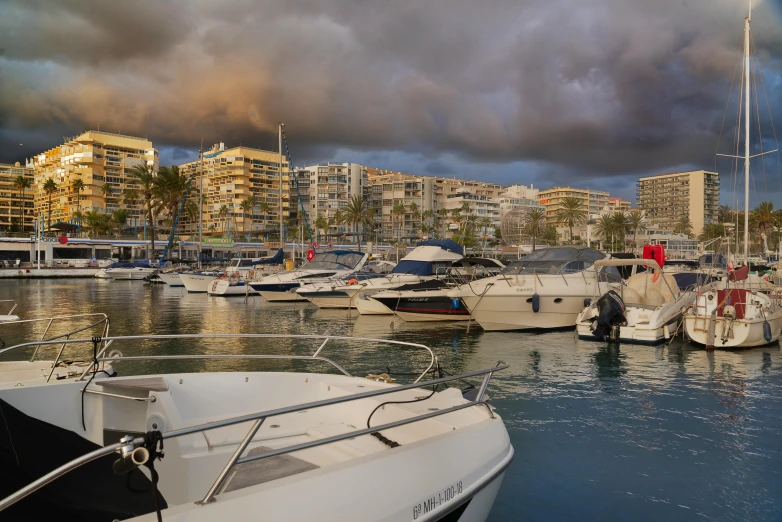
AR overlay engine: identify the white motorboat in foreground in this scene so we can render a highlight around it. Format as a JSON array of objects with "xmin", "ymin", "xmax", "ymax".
[
  {"xmin": 449, "ymin": 247, "xmax": 621, "ymax": 331},
  {"xmin": 0, "ymin": 334, "xmax": 512, "ymax": 522},
  {"xmin": 576, "ymin": 258, "xmax": 694, "ymax": 344},
  {"xmin": 249, "ymin": 250, "xmax": 369, "ymax": 302}
]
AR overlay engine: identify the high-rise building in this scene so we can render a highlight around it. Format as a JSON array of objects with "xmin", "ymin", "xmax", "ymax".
[
  {"xmin": 607, "ymin": 197, "xmax": 632, "ymax": 212},
  {"xmin": 178, "ymin": 143, "xmax": 289, "ymax": 239},
  {"xmin": 636, "ymin": 170, "xmax": 719, "ymax": 236},
  {"xmin": 367, "ymin": 170, "xmax": 434, "ymax": 242},
  {"xmin": 28, "ymin": 131, "xmax": 158, "ymax": 229},
  {"xmin": 0, "ymin": 162, "xmax": 35, "ymax": 233},
  {"xmin": 537, "ymin": 187, "xmax": 610, "ymax": 226},
  {"xmin": 498, "ymin": 184, "xmax": 544, "ymax": 220},
  {"xmin": 289, "ymin": 163, "xmax": 367, "ymax": 240}
]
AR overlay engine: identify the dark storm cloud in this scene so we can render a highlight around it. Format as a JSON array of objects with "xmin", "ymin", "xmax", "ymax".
[{"xmin": 1, "ymin": 0, "xmax": 781, "ymax": 187}]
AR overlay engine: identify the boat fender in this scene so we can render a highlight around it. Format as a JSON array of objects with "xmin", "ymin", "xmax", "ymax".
[
  {"xmin": 348, "ymin": 278, "xmax": 358, "ymax": 285},
  {"xmin": 764, "ymin": 320, "xmax": 772, "ymax": 342},
  {"xmin": 451, "ymin": 298, "xmax": 461, "ymax": 310},
  {"xmin": 584, "ymin": 297, "xmax": 591, "ymax": 308},
  {"xmin": 532, "ymin": 293, "xmax": 540, "ymax": 313}
]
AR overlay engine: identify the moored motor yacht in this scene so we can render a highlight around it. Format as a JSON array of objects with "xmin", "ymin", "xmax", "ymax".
[
  {"xmin": 208, "ymin": 250, "xmax": 285, "ymax": 297},
  {"xmin": 364, "ymin": 259, "xmax": 505, "ymax": 321},
  {"xmin": 249, "ymin": 250, "xmax": 369, "ymax": 302},
  {"xmin": 0, "ymin": 333, "xmax": 512, "ymax": 522},
  {"xmin": 448, "ymin": 246, "xmax": 621, "ymax": 331},
  {"xmin": 576, "ymin": 258, "xmax": 694, "ymax": 344},
  {"xmin": 157, "ymin": 271, "xmax": 184, "ymax": 287},
  {"xmin": 295, "ymin": 241, "xmax": 463, "ymax": 309},
  {"xmin": 103, "ymin": 261, "xmax": 157, "ymax": 280},
  {"xmin": 180, "ymin": 270, "xmax": 224, "ymax": 293}
]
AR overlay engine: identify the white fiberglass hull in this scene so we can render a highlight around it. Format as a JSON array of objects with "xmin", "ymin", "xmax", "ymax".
[
  {"xmin": 208, "ymin": 280, "xmax": 258, "ymax": 296},
  {"xmin": 0, "ymin": 315, "xmax": 20, "ymax": 323},
  {"xmin": 157, "ymin": 273, "xmax": 183, "ymax": 287},
  {"xmin": 684, "ymin": 311, "xmax": 782, "ymax": 348},
  {"xmin": 460, "ymin": 294, "xmax": 592, "ymax": 331},
  {"xmin": 684, "ymin": 290, "xmax": 782, "ymax": 348},
  {"xmin": 94, "ymin": 269, "xmax": 111, "ymax": 279},
  {"xmin": 259, "ymin": 290, "xmax": 307, "ymax": 302},
  {"xmin": 106, "ymin": 268, "xmax": 156, "ymax": 280},
  {"xmin": 356, "ymin": 296, "xmax": 394, "ymax": 315},
  {"xmin": 179, "ymin": 274, "xmax": 217, "ymax": 293},
  {"xmin": 0, "ymin": 370, "xmax": 512, "ymax": 522},
  {"xmin": 576, "ymin": 310, "xmax": 682, "ymax": 344}
]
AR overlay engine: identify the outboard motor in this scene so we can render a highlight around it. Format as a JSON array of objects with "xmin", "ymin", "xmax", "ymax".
[{"xmin": 591, "ymin": 290, "xmax": 626, "ymax": 341}]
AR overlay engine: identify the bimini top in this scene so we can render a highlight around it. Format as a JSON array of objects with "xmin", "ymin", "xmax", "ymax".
[
  {"xmin": 416, "ymin": 239, "xmax": 464, "ymax": 254},
  {"xmin": 501, "ymin": 247, "xmax": 606, "ymax": 275},
  {"xmin": 594, "ymin": 258, "xmax": 662, "ymax": 270},
  {"xmin": 303, "ymin": 250, "xmax": 366, "ymax": 270}
]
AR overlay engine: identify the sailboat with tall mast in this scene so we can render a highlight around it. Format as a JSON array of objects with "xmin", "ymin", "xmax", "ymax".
[{"xmin": 684, "ymin": 3, "xmax": 782, "ymax": 349}]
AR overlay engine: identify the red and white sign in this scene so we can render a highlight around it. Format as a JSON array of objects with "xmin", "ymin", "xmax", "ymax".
[
  {"xmin": 58, "ymin": 236, "xmax": 68, "ymax": 245},
  {"xmin": 306, "ymin": 249, "xmax": 315, "ymax": 262}
]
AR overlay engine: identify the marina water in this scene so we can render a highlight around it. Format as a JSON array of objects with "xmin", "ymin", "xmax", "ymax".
[{"xmin": 2, "ymin": 279, "xmax": 780, "ymax": 521}]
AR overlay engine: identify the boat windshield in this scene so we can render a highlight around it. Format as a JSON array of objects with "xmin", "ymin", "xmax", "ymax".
[
  {"xmin": 698, "ymin": 254, "xmax": 727, "ymax": 269},
  {"xmin": 304, "ymin": 251, "xmax": 364, "ymax": 270},
  {"xmin": 501, "ymin": 248, "xmax": 604, "ymax": 275}
]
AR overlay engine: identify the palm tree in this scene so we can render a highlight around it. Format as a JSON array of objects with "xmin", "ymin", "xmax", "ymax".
[
  {"xmin": 700, "ymin": 223, "xmax": 725, "ymax": 242},
  {"xmin": 240, "ymin": 198, "xmax": 253, "ymax": 236},
  {"xmin": 555, "ymin": 197, "xmax": 587, "ymax": 244},
  {"xmin": 314, "ymin": 215, "xmax": 328, "ymax": 243},
  {"xmin": 478, "ymin": 216, "xmax": 492, "ymax": 243},
  {"xmin": 218, "ymin": 205, "xmax": 229, "ymax": 236},
  {"xmin": 524, "ymin": 208, "xmax": 546, "ymax": 251},
  {"xmin": 259, "ymin": 201, "xmax": 270, "ymax": 237},
  {"xmin": 152, "ymin": 166, "xmax": 195, "ymax": 228},
  {"xmin": 673, "ymin": 214, "xmax": 693, "ymax": 237},
  {"xmin": 111, "ymin": 209, "xmax": 130, "ymax": 237},
  {"xmin": 592, "ymin": 215, "xmax": 616, "ymax": 249},
  {"xmin": 340, "ymin": 196, "xmax": 375, "ymax": 251},
  {"xmin": 43, "ymin": 178, "xmax": 57, "ymax": 235},
  {"xmin": 13, "ymin": 175, "xmax": 31, "ymax": 233},
  {"xmin": 437, "ymin": 208, "xmax": 449, "ymax": 237},
  {"xmin": 392, "ymin": 203, "xmax": 406, "ymax": 243},
  {"xmin": 245, "ymin": 194, "xmax": 258, "ymax": 237},
  {"xmin": 422, "ymin": 209, "xmax": 435, "ymax": 238},
  {"xmin": 718, "ymin": 204, "xmax": 734, "ymax": 224},
  {"xmin": 408, "ymin": 202, "xmax": 420, "ymax": 239},
  {"xmin": 130, "ymin": 164, "xmax": 157, "ymax": 259},
  {"xmin": 101, "ymin": 182, "xmax": 113, "ymax": 210},
  {"xmin": 627, "ymin": 211, "xmax": 647, "ymax": 252},
  {"xmin": 611, "ymin": 212, "xmax": 630, "ymax": 250},
  {"xmin": 71, "ymin": 178, "xmax": 85, "ymax": 234},
  {"xmin": 750, "ymin": 201, "xmax": 774, "ymax": 254}
]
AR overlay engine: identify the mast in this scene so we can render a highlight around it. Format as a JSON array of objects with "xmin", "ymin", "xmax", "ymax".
[
  {"xmin": 279, "ymin": 123, "xmax": 284, "ymax": 250},
  {"xmin": 198, "ymin": 146, "xmax": 204, "ymax": 269},
  {"xmin": 743, "ymin": 8, "xmax": 750, "ymax": 263}
]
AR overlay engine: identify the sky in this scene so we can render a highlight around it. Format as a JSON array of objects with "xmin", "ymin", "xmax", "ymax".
[{"xmin": 1, "ymin": 0, "xmax": 781, "ymax": 206}]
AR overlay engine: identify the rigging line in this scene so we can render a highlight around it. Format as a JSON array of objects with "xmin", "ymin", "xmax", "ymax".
[
  {"xmin": 716, "ymin": 47, "xmax": 745, "ymax": 175},
  {"xmin": 732, "ymin": 56, "xmax": 745, "ymax": 210},
  {"xmin": 750, "ymin": 35, "xmax": 766, "ymax": 198},
  {"xmin": 753, "ymin": 31, "xmax": 782, "ymax": 200}
]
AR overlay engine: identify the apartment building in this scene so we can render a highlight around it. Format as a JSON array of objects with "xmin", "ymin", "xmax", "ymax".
[
  {"xmin": 636, "ymin": 170, "xmax": 719, "ymax": 236},
  {"xmin": 28, "ymin": 131, "xmax": 158, "ymax": 229},
  {"xmin": 289, "ymin": 163, "xmax": 367, "ymax": 238},
  {"xmin": 178, "ymin": 143, "xmax": 289, "ymax": 238},
  {"xmin": 366, "ymin": 170, "xmax": 435, "ymax": 242},
  {"xmin": 607, "ymin": 197, "xmax": 631, "ymax": 212},
  {"xmin": 537, "ymin": 186, "xmax": 610, "ymax": 226},
  {"xmin": 498, "ymin": 184, "xmax": 544, "ymax": 219},
  {"xmin": 0, "ymin": 162, "xmax": 35, "ymax": 233}
]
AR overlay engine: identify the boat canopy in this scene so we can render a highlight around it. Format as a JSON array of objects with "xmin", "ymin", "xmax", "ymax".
[
  {"xmin": 416, "ymin": 239, "xmax": 464, "ymax": 253},
  {"xmin": 501, "ymin": 247, "xmax": 605, "ymax": 275},
  {"xmin": 698, "ymin": 253, "xmax": 727, "ymax": 269},
  {"xmin": 594, "ymin": 259, "xmax": 662, "ymax": 270},
  {"xmin": 303, "ymin": 251, "xmax": 365, "ymax": 270},
  {"xmin": 251, "ymin": 248, "xmax": 284, "ymax": 266}
]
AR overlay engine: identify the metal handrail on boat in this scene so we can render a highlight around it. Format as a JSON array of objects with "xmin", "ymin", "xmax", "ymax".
[
  {"xmin": 0, "ymin": 313, "xmax": 111, "ymax": 383},
  {"xmin": 0, "ymin": 333, "xmax": 436, "ymax": 384},
  {"xmin": 0, "ymin": 300, "xmax": 18, "ymax": 316},
  {"xmin": 0, "ymin": 358, "xmax": 508, "ymax": 511}
]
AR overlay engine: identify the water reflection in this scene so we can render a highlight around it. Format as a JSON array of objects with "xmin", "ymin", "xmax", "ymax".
[{"xmin": 1, "ymin": 280, "xmax": 781, "ymax": 522}]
